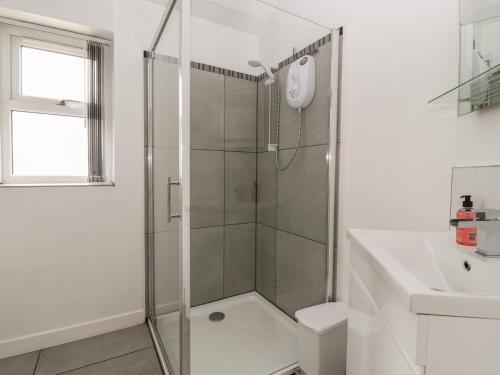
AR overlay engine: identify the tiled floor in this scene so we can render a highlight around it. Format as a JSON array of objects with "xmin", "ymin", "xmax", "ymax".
[{"xmin": 0, "ymin": 324, "xmax": 163, "ymax": 375}]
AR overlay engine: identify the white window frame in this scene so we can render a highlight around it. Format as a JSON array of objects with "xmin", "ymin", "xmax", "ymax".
[{"xmin": 0, "ymin": 22, "xmax": 113, "ymax": 185}]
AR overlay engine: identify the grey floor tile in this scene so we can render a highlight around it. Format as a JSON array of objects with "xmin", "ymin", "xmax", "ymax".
[
  {"xmin": 257, "ymin": 151, "xmax": 277, "ymax": 227},
  {"xmin": 276, "ymin": 145, "xmax": 328, "ymax": 244},
  {"xmin": 275, "ymin": 42, "xmax": 331, "ymax": 150},
  {"xmin": 191, "ymin": 226, "xmax": 224, "ymax": 306},
  {"xmin": 225, "ymin": 77, "xmax": 257, "ymax": 152},
  {"xmin": 256, "ymin": 224, "xmax": 276, "ymax": 303},
  {"xmin": 191, "ymin": 150, "xmax": 224, "ymax": 228},
  {"xmin": 35, "ymin": 325, "xmax": 152, "ymax": 375},
  {"xmin": 191, "ymin": 69, "xmax": 225, "ymax": 151},
  {"xmin": 60, "ymin": 347, "xmax": 162, "ymax": 375},
  {"xmin": 224, "ymin": 223, "xmax": 256, "ymax": 297},
  {"xmin": 225, "ymin": 151, "xmax": 257, "ymax": 225},
  {"xmin": 0, "ymin": 351, "xmax": 39, "ymax": 375},
  {"xmin": 276, "ymin": 230, "xmax": 327, "ymax": 318}
]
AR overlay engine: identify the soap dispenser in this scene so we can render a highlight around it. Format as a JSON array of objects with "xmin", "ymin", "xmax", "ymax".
[{"xmin": 456, "ymin": 195, "xmax": 477, "ymax": 246}]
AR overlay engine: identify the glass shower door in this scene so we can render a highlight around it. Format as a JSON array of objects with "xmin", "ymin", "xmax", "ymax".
[
  {"xmin": 146, "ymin": 0, "xmax": 191, "ymax": 374},
  {"xmin": 147, "ymin": 0, "xmax": 340, "ymax": 374}
]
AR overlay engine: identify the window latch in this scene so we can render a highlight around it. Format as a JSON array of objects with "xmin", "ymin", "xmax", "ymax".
[{"xmin": 56, "ymin": 99, "xmax": 81, "ymax": 108}]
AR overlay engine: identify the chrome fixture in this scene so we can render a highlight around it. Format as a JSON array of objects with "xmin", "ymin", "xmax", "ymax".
[
  {"xmin": 451, "ymin": 209, "xmax": 500, "ymax": 257},
  {"xmin": 247, "ymin": 56, "xmax": 316, "ymax": 171},
  {"xmin": 167, "ymin": 177, "xmax": 180, "ymax": 222},
  {"xmin": 209, "ymin": 312, "xmax": 225, "ymax": 322}
]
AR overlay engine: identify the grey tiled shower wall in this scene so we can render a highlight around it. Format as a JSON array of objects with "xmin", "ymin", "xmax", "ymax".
[
  {"xmin": 158, "ymin": 34, "xmax": 332, "ymax": 316},
  {"xmin": 190, "ymin": 69, "xmax": 258, "ymax": 306},
  {"xmin": 256, "ymin": 41, "xmax": 331, "ymax": 318}
]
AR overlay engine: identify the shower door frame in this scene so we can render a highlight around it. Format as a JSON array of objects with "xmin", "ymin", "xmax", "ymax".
[
  {"xmin": 145, "ymin": 0, "xmax": 191, "ymax": 374},
  {"xmin": 327, "ymin": 27, "xmax": 343, "ymax": 303},
  {"xmin": 145, "ymin": 1, "xmax": 344, "ymax": 373}
]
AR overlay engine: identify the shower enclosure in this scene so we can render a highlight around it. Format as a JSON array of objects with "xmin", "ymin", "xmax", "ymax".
[{"xmin": 145, "ymin": 1, "xmax": 342, "ymax": 374}]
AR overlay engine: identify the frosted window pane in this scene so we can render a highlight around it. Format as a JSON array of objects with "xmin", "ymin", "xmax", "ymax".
[
  {"xmin": 21, "ymin": 47, "xmax": 85, "ymax": 102},
  {"xmin": 12, "ymin": 112, "xmax": 88, "ymax": 176}
]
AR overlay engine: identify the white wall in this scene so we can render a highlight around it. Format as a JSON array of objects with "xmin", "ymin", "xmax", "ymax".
[
  {"xmin": 155, "ymin": 9, "xmax": 259, "ymax": 74},
  {"xmin": 191, "ymin": 16, "xmax": 259, "ymax": 74},
  {"xmin": 273, "ymin": 0, "xmax": 500, "ymax": 301},
  {"xmin": 257, "ymin": 9, "xmax": 329, "ymax": 68},
  {"xmin": 455, "ymin": 100, "xmax": 500, "ymax": 167},
  {"xmin": 0, "ymin": 0, "xmax": 165, "ymax": 359},
  {"xmin": 189, "ymin": 0, "xmax": 327, "ymax": 70}
]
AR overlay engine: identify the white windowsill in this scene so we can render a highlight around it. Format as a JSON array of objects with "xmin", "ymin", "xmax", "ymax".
[{"xmin": 0, "ymin": 182, "xmax": 115, "ymax": 188}]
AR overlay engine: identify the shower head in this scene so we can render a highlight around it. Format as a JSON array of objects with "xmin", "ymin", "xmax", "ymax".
[{"xmin": 248, "ymin": 59, "xmax": 275, "ymax": 82}]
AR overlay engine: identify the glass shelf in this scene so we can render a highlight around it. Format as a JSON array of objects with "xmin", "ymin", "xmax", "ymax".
[{"xmin": 429, "ymin": 62, "xmax": 500, "ymax": 107}]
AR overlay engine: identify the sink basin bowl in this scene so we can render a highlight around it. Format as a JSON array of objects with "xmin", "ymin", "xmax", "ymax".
[
  {"xmin": 347, "ymin": 229, "xmax": 500, "ymax": 375},
  {"xmin": 348, "ymin": 229, "xmax": 500, "ymax": 319}
]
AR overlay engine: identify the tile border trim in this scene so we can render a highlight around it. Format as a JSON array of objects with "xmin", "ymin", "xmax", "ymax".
[
  {"xmin": 151, "ymin": 32, "xmax": 332, "ymax": 83},
  {"xmin": 151, "ymin": 54, "xmax": 257, "ymax": 82},
  {"xmin": 258, "ymin": 33, "xmax": 332, "ymax": 80},
  {"xmin": 191, "ymin": 61, "xmax": 258, "ymax": 81}
]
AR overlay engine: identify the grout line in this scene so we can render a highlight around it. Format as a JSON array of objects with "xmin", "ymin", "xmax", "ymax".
[
  {"xmin": 273, "ymin": 108, "xmax": 279, "ymax": 305},
  {"xmin": 190, "ymin": 289, "xmax": 255, "ymax": 308},
  {"xmin": 32, "ymin": 350, "xmax": 41, "ymax": 375},
  {"xmin": 254, "ymin": 290, "xmax": 297, "ymax": 321},
  {"xmin": 222, "ymin": 74, "xmax": 227, "ymax": 299},
  {"xmin": 257, "ymin": 222, "xmax": 327, "ymax": 246},
  {"xmin": 55, "ymin": 346, "xmax": 153, "ymax": 375},
  {"xmin": 224, "ymin": 149, "xmax": 258, "ymax": 154},
  {"xmin": 269, "ymin": 362, "xmax": 300, "ymax": 375},
  {"xmin": 191, "ymin": 148, "xmax": 257, "ymax": 154},
  {"xmin": 190, "ymin": 221, "xmax": 256, "ymax": 231},
  {"xmin": 190, "ymin": 148, "xmax": 224, "ymax": 153},
  {"xmin": 257, "ymin": 143, "xmax": 328, "ymax": 153},
  {"xmin": 254, "ymin": 80, "xmax": 259, "ymax": 294}
]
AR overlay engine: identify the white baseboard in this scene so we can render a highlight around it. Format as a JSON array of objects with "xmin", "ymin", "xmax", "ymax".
[
  {"xmin": 0, "ymin": 310, "xmax": 145, "ymax": 360},
  {"xmin": 155, "ymin": 301, "xmax": 180, "ymax": 316}
]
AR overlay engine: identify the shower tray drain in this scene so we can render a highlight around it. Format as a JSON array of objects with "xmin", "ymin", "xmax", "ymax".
[{"xmin": 209, "ymin": 312, "xmax": 225, "ymax": 322}]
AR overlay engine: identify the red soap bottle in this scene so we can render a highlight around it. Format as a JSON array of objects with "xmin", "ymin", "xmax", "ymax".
[{"xmin": 456, "ymin": 195, "xmax": 477, "ymax": 246}]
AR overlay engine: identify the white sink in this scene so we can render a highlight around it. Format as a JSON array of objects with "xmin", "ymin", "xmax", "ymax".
[
  {"xmin": 347, "ymin": 229, "xmax": 500, "ymax": 375},
  {"xmin": 349, "ymin": 229, "xmax": 500, "ymax": 319}
]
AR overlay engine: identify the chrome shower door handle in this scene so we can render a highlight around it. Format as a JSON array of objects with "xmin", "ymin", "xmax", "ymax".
[{"xmin": 167, "ymin": 177, "xmax": 181, "ymax": 222}]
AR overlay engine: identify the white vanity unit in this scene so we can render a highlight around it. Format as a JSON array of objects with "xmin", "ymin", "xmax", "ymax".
[{"xmin": 346, "ymin": 229, "xmax": 500, "ymax": 375}]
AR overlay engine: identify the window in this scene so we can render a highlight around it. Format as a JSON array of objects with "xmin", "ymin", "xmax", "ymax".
[
  {"xmin": 0, "ymin": 23, "xmax": 112, "ymax": 184},
  {"xmin": 21, "ymin": 45, "xmax": 86, "ymax": 102},
  {"xmin": 12, "ymin": 112, "xmax": 88, "ymax": 176}
]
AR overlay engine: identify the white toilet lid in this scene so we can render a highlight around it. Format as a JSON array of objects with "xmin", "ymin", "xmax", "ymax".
[{"xmin": 295, "ymin": 302, "xmax": 348, "ymax": 335}]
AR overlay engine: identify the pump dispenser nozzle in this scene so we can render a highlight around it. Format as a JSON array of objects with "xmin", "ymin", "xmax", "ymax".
[{"xmin": 461, "ymin": 195, "xmax": 473, "ymax": 209}]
